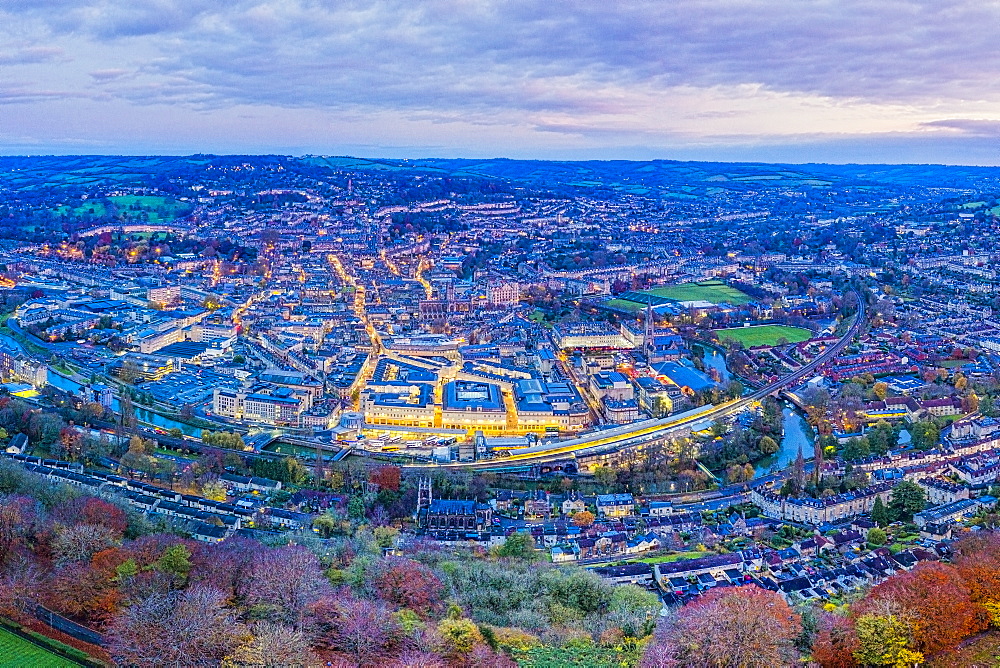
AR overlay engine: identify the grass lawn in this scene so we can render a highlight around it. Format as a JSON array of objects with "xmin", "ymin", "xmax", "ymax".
[
  {"xmin": 154, "ymin": 447, "xmax": 196, "ymax": 460},
  {"xmin": 632, "ymin": 551, "xmax": 713, "ymax": 564},
  {"xmin": 602, "ymin": 299, "xmax": 644, "ymax": 313},
  {"xmin": 0, "ymin": 627, "xmax": 80, "ymax": 666},
  {"xmin": 513, "ymin": 644, "xmax": 640, "ymax": 667},
  {"xmin": 54, "ymin": 202, "xmax": 107, "ymax": 218},
  {"xmin": 937, "ymin": 359, "xmax": 969, "ymax": 368},
  {"xmin": 54, "ymin": 195, "xmax": 190, "ymax": 223},
  {"xmin": 714, "ymin": 324, "xmax": 812, "ymax": 347},
  {"xmin": 265, "ymin": 442, "xmax": 320, "ymax": 457},
  {"xmin": 109, "ymin": 195, "xmax": 190, "ymax": 223},
  {"xmin": 642, "ymin": 281, "xmax": 752, "ymax": 305}
]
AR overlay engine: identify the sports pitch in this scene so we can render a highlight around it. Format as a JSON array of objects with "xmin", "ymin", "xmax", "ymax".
[
  {"xmin": 642, "ymin": 281, "xmax": 752, "ymax": 305},
  {"xmin": 0, "ymin": 627, "xmax": 79, "ymax": 666}
]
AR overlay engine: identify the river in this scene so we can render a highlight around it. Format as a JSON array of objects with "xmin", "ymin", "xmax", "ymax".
[
  {"xmin": 46, "ymin": 370, "xmax": 202, "ymax": 436},
  {"xmin": 754, "ymin": 406, "xmax": 815, "ymax": 478},
  {"xmin": 692, "ymin": 344, "xmax": 730, "ymax": 384}
]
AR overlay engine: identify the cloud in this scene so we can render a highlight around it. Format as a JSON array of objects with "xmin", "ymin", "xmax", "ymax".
[
  {"xmin": 0, "ymin": 86, "xmax": 94, "ymax": 104},
  {"xmin": 0, "ymin": 46, "xmax": 65, "ymax": 65},
  {"xmin": 4, "ymin": 0, "xmax": 1000, "ymax": 160},
  {"xmin": 88, "ymin": 68, "xmax": 131, "ymax": 82},
  {"xmin": 7, "ymin": 1, "xmax": 1000, "ymax": 107},
  {"xmin": 921, "ymin": 119, "xmax": 1000, "ymax": 137}
]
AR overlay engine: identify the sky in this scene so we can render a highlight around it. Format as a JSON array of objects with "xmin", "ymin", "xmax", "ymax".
[{"xmin": 3, "ymin": 0, "xmax": 1000, "ymax": 164}]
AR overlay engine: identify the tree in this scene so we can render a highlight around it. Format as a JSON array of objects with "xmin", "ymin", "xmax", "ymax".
[
  {"xmin": 239, "ymin": 545, "xmax": 327, "ymax": 623},
  {"xmin": 223, "ymin": 622, "xmax": 317, "ymax": 668},
  {"xmin": 759, "ymin": 436, "xmax": 779, "ymax": 455},
  {"xmin": 665, "ymin": 586, "xmax": 800, "ymax": 667},
  {"xmin": 45, "ymin": 562, "xmax": 120, "ymax": 623},
  {"xmin": 52, "ymin": 524, "xmax": 118, "ymax": 566},
  {"xmin": 373, "ymin": 525, "xmax": 399, "ymax": 548},
  {"xmin": 908, "ymin": 421, "xmax": 940, "ymax": 451},
  {"xmin": 494, "ymin": 532, "xmax": 536, "ymax": 560},
  {"xmin": 867, "ymin": 527, "xmax": 887, "ymax": 547},
  {"xmin": 871, "ymin": 496, "xmax": 890, "ymax": 527},
  {"xmin": 58, "ymin": 426, "xmax": 84, "ymax": 461},
  {"xmin": 544, "ymin": 569, "xmax": 612, "ymax": 615},
  {"xmin": 842, "ymin": 437, "xmax": 871, "ymax": 461},
  {"xmin": 120, "ymin": 359, "xmax": 141, "ymax": 384},
  {"xmin": 726, "ymin": 464, "xmax": 749, "ymax": 485},
  {"xmin": 107, "ymin": 586, "xmax": 242, "ymax": 667},
  {"xmin": 571, "ymin": 510, "xmax": 595, "ymax": 527},
  {"xmin": 373, "ymin": 558, "xmax": 444, "ymax": 619},
  {"xmin": 309, "ymin": 594, "xmax": 400, "ymax": 664},
  {"xmin": 853, "ymin": 610, "xmax": 922, "ymax": 668},
  {"xmin": 53, "ymin": 497, "xmax": 128, "ymax": 537},
  {"xmin": 863, "ymin": 561, "xmax": 984, "ymax": 656},
  {"xmin": 438, "ymin": 617, "xmax": 484, "ymax": 657},
  {"xmin": 868, "ymin": 420, "xmax": 897, "ymax": 454},
  {"xmin": 873, "ymin": 382, "xmax": 888, "ymax": 400},
  {"xmin": 953, "ymin": 534, "xmax": 1000, "ymax": 620},
  {"xmin": 369, "ymin": 465, "xmax": 401, "ymax": 492},
  {"xmin": 610, "ymin": 584, "xmax": 660, "ymax": 638},
  {"xmin": 201, "ymin": 479, "xmax": 228, "ymax": 502},
  {"xmin": 641, "ymin": 620, "xmax": 681, "ymax": 668},
  {"xmin": 888, "ymin": 482, "xmax": 925, "ymax": 522},
  {"xmin": 810, "ymin": 612, "xmax": 859, "ymax": 668},
  {"xmin": 592, "ymin": 465, "xmax": 617, "ymax": 488},
  {"xmin": 156, "ymin": 544, "xmax": 192, "ymax": 585}
]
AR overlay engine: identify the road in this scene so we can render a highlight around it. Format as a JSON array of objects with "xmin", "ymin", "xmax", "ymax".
[{"xmin": 413, "ymin": 293, "xmax": 865, "ymax": 470}]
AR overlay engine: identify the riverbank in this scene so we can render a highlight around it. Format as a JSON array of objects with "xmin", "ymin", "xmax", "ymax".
[{"xmin": 754, "ymin": 406, "xmax": 815, "ymax": 478}]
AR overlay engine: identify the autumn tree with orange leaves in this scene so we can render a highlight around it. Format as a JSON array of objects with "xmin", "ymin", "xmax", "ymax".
[{"xmin": 861, "ymin": 561, "xmax": 985, "ymax": 656}]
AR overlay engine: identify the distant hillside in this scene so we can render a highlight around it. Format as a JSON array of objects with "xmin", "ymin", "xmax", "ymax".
[{"xmin": 3, "ymin": 154, "xmax": 1000, "ymax": 197}]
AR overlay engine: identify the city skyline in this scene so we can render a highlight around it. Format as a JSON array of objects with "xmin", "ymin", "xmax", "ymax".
[{"xmin": 4, "ymin": 0, "xmax": 1000, "ymax": 164}]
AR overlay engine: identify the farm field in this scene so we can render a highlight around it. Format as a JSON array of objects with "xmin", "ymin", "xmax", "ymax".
[
  {"xmin": 642, "ymin": 281, "xmax": 752, "ymax": 305},
  {"xmin": 0, "ymin": 627, "xmax": 79, "ymax": 666},
  {"xmin": 714, "ymin": 325, "xmax": 812, "ymax": 347}
]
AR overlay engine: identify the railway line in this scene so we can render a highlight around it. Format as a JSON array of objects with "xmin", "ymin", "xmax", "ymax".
[{"xmin": 414, "ymin": 294, "xmax": 866, "ymax": 470}]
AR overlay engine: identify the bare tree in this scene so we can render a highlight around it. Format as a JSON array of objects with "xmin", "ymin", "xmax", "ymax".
[
  {"xmin": 309, "ymin": 593, "xmax": 401, "ymax": 664},
  {"xmin": 238, "ymin": 545, "xmax": 328, "ymax": 623},
  {"xmin": 223, "ymin": 622, "xmax": 319, "ymax": 667},
  {"xmin": 108, "ymin": 586, "xmax": 243, "ymax": 667},
  {"xmin": 662, "ymin": 586, "xmax": 800, "ymax": 668},
  {"xmin": 52, "ymin": 524, "xmax": 118, "ymax": 566}
]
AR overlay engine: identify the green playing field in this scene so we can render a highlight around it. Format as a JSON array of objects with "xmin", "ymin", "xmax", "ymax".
[
  {"xmin": 641, "ymin": 281, "xmax": 752, "ymax": 305},
  {"xmin": 0, "ymin": 627, "xmax": 81, "ymax": 666}
]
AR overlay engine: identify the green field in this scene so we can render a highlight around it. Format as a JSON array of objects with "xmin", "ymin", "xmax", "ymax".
[
  {"xmin": 642, "ymin": 281, "xmax": 752, "ymax": 305},
  {"xmin": 55, "ymin": 195, "xmax": 190, "ymax": 223},
  {"xmin": 714, "ymin": 325, "xmax": 812, "ymax": 347},
  {"xmin": 54, "ymin": 202, "xmax": 108, "ymax": 218},
  {"xmin": 0, "ymin": 627, "xmax": 78, "ymax": 666},
  {"xmin": 631, "ymin": 551, "xmax": 714, "ymax": 564},
  {"xmin": 603, "ymin": 298, "xmax": 644, "ymax": 313},
  {"xmin": 265, "ymin": 442, "xmax": 318, "ymax": 456}
]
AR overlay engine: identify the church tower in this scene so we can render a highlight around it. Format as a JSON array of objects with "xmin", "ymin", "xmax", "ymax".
[{"xmin": 416, "ymin": 477, "xmax": 433, "ymax": 524}]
